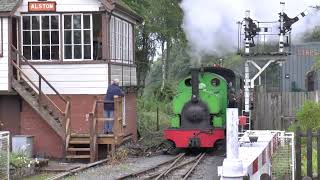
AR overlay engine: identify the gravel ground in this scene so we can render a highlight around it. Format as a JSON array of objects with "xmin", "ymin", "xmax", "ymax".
[
  {"xmin": 66, "ymin": 155, "xmax": 173, "ymax": 180},
  {"xmin": 66, "ymin": 153, "xmax": 224, "ymax": 180},
  {"xmin": 190, "ymin": 155, "xmax": 224, "ymax": 180}
]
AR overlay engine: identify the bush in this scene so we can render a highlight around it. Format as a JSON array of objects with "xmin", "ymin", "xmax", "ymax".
[
  {"xmin": 295, "ymin": 101, "xmax": 320, "ymax": 131},
  {"xmin": 10, "ymin": 152, "xmax": 39, "ymax": 169},
  {"xmin": 137, "ymin": 97, "xmax": 172, "ymax": 146},
  {"xmin": 289, "ymin": 101, "xmax": 320, "ymax": 176}
]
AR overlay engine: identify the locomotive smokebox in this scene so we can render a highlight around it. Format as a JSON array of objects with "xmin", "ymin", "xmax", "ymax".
[{"xmin": 191, "ymin": 68, "xmax": 199, "ymax": 102}]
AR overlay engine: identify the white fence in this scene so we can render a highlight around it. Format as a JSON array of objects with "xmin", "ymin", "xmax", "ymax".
[{"xmin": 0, "ymin": 132, "xmax": 10, "ymax": 180}]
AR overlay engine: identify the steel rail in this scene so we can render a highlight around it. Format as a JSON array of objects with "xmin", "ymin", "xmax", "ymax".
[
  {"xmin": 153, "ymin": 153, "xmax": 205, "ymax": 180},
  {"xmin": 182, "ymin": 153, "xmax": 206, "ymax": 180},
  {"xmin": 115, "ymin": 153, "xmax": 185, "ymax": 180}
]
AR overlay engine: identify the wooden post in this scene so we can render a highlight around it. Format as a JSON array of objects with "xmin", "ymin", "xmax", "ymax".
[
  {"xmin": 296, "ymin": 127, "xmax": 301, "ymax": 180},
  {"xmin": 307, "ymin": 128, "xmax": 313, "ymax": 177},
  {"xmin": 120, "ymin": 97, "xmax": 123, "ymax": 134},
  {"xmin": 89, "ymin": 113, "xmax": 96, "ymax": 163},
  {"xmin": 113, "ymin": 96, "xmax": 119, "ymax": 136},
  {"xmin": 156, "ymin": 107, "xmax": 159, "ymax": 131},
  {"xmin": 318, "ymin": 129, "xmax": 320, "ymax": 179}
]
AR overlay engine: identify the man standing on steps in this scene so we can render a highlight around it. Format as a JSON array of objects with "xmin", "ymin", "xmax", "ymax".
[{"xmin": 104, "ymin": 79, "xmax": 124, "ymax": 134}]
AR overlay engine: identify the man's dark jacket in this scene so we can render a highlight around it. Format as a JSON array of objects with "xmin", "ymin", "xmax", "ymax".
[{"xmin": 104, "ymin": 84, "xmax": 124, "ymax": 111}]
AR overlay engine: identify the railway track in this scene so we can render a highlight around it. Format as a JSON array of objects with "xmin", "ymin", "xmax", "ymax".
[{"xmin": 116, "ymin": 153, "xmax": 206, "ymax": 180}]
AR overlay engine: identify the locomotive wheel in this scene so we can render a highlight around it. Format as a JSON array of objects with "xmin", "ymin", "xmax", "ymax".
[{"xmin": 163, "ymin": 140, "xmax": 180, "ymax": 155}]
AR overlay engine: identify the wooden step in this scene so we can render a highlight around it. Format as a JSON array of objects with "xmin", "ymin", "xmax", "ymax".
[
  {"xmin": 98, "ymin": 133, "xmax": 125, "ymax": 137},
  {"xmin": 68, "ymin": 148, "xmax": 90, "ymax": 152},
  {"xmin": 98, "ymin": 134, "xmax": 115, "ymax": 138},
  {"xmin": 66, "ymin": 155, "xmax": 90, "ymax": 159},
  {"xmin": 71, "ymin": 133, "xmax": 90, "ymax": 138},
  {"xmin": 69, "ymin": 140, "xmax": 90, "ymax": 144}
]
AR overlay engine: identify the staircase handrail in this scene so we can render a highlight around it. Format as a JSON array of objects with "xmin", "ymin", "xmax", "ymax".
[{"xmin": 11, "ymin": 45, "xmax": 68, "ymax": 116}]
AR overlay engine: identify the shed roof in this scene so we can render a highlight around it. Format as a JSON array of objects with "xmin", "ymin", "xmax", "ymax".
[{"xmin": 0, "ymin": 0, "xmax": 20, "ymax": 12}]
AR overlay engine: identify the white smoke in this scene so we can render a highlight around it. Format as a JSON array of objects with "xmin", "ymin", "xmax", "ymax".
[{"xmin": 180, "ymin": 0, "xmax": 320, "ymax": 56}]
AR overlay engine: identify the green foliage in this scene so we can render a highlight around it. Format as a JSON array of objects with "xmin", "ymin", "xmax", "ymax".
[
  {"xmin": 313, "ymin": 56, "xmax": 320, "ymax": 70},
  {"xmin": 137, "ymin": 97, "xmax": 172, "ymax": 146},
  {"xmin": 295, "ymin": 101, "xmax": 320, "ymax": 131},
  {"xmin": 303, "ymin": 26, "xmax": 320, "ymax": 42},
  {"xmin": 301, "ymin": 146, "xmax": 318, "ymax": 176},
  {"xmin": 287, "ymin": 101, "xmax": 320, "ymax": 176},
  {"xmin": 122, "ymin": 0, "xmax": 185, "ymax": 88},
  {"xmin": 153, "ymin": 82, "xmax": 177, "ymax": 101},
  {"xmin": 222, "ymin": 55, "xmax": 243, "ymax": 69},
  {"xmin": 10, "ymin": 152, "xmax": 39, "ymax": 169}
]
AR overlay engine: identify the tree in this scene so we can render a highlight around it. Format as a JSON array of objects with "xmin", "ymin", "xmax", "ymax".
[
  {"xmin": 122, "ymin": 0, "xmax": 157, "ymax": 92},
  {"xmin": 303, "ymin": 26, "xmax": 320, "ymax": 42},
  {"xmin": 123, "ymin": 0, "xmax": 185, "ymax": 92}
]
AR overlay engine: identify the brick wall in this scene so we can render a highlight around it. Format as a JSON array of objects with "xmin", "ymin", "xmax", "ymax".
[
  {"xmin": 21, "ymin": 100, "xmax": 64, "ymax": 158},
  {"xmin": 20, "ymin": 93, "xmax": 137, "ymax": 158},
  {"xmin": 0, "ymin": 96, "xmax": 21, "ymax": 135}
]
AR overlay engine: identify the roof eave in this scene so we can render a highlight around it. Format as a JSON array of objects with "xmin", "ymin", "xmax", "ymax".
[
  {"xmin": 0, "ymin": 0, "xmax": 23, "ymax": 17},
  {"xmin": 0, "ymin": 11, "xmax": 11, "ymax": 17},
  {"xmin": 114, "ymin": 3, "xmax": 143, "ymax": 23}
]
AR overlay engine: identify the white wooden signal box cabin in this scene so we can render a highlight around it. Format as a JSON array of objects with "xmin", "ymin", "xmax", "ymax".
[{"xmin": 0, "ymin": 0, "xmax": 142, "ymax": 161}]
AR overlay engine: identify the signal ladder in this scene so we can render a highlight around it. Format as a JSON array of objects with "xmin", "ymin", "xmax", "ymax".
[{"xmin": 239, "ymin": 110, "xmax": 252, "ymax": 134}]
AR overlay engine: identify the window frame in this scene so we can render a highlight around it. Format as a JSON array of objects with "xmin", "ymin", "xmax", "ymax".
[
  {"xmin": 21, "ymin": 14, "xmax": 61, "ymax": 61},
  {"xmin": 0, "ymin": 18, "xmax": 3, "ymax": 57},
  {"xmin": 62, "ymin": 13, "xmax": 93, "ymax": 61},
  {"xmin": 110, "ymin": 16, "xmax": 134, "ymax": 64}
]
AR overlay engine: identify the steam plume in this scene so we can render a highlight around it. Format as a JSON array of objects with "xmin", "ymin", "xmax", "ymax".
[{"xmin": 180, "ymin": 0, "xmax": 320, "ymax": 57}]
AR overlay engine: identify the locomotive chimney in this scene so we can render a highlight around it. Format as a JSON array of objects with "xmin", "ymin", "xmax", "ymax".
[{"xmin": 191, "ymin": 68, "xmax": 199, "ymax": 102}]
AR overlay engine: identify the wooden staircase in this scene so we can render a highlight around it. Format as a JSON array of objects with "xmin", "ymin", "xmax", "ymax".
[
  {"xmin": 10, "ymin": 45, "xmax": 71, "ymax": 148},
  {"xmin": 66, "ymin": 133, "xmax": 91, "ymax": 159},
  {"xmin": 11, "ymin": 79, "xmax": 67, "ymax": 138}
]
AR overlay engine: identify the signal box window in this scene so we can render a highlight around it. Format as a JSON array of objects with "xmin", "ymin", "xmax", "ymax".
[
  {"xmin": 110, "ymin": 16, "xmax": 133, "ymax": 64},
  {"xmin": 22, "ymin": 15, "xmax": 60, "ymax": 60},
  {"xmin": 63, "ymin": 14, "xmax": 93, "ymax": 60}
]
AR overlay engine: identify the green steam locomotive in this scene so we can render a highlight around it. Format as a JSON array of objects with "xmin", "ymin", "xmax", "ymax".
[{"xmin": 164, "ymin": 66, "xmax": 243, "ymax": 152}]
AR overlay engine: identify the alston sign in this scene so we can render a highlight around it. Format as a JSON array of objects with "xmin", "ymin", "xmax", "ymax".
[{"xmin": 28, "ymin": 1, "xmax": 56, "ymax": 12}]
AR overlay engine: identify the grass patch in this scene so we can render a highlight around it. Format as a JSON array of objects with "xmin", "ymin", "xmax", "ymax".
[{"xmin": 23, "ymin": 173, "xmax": 56, "ymax": 180}]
